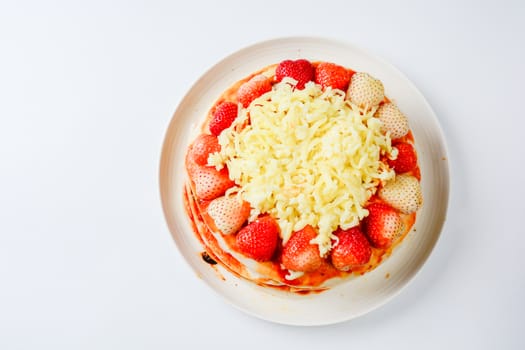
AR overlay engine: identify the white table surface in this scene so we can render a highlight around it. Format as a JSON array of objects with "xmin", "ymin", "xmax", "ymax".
[{"xmin": 1, "ymin": 0, "xmax": 524, "ymax": 348}]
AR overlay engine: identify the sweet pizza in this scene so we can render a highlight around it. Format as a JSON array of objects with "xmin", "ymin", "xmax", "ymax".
[{"xmin": 183, "ymin": 59, "xmax": 422, "ymax": 292}]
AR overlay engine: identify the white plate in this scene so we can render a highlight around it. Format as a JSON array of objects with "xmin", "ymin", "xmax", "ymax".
[{"xmin": 159, "ymin": 37, "xmax": 449, "ymax": 326}]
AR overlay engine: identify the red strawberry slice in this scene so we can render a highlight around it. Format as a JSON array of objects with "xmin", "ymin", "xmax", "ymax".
[
  {"xmin": 207, "ymin": 195, "xmax": 250, "ymax": 235},
  {"xmin": 193, "ymin": 166, "xmax": 234, "ymax": 201},
  {"xmin": 363, "ymin": 203, "xmax": 404, "ymax": 249},
  {"xmin": 209, "ymin": 101, "xmax": 238, "ymax": 136},
  {"xmin": 388, "ymin": 142, "xmax": 417, "ymax": 173},
  {"xmin": 281, "ymin": 225, "xmax": 323, "ymax": 272},
  {"xmin": 275, "ymin": 59, "xmax": 314, "ymax": 89},
  {"xmin": 187, "ymin": 134, "xmax": 221, "ymax": 166},
  {"xmin": 236, "ymin": 216, "xmax": 279, "ymax": 261},
  {"xmin": 237, "ymin": 74, "xmax": 272, "ymax": 108},
  {"xmin": 314, "ymin": 62, "xmax": 352, "ymax": 91},
  {"xmin": 330, "ymin": 226, "xmax": 372, "ymax": 271}
]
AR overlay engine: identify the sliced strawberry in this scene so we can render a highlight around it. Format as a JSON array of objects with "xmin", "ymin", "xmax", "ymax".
[
  {"xmin": 237, "ymin": 74, "xmax": 272, "ymax": 108},
  {"xmin": 281, "ymin": 225, "xmax": 323, "ymax": 272},
  {"xmin": 330, "ymin": 226, "xmax": 372, "ymax": 271},
  {"xmin": 388, "ymin": 142, "xmax": 417, "ymax": 173},
  {"xmin": 236, "ymin": 216, "xmax": 279, "ymax": 261},
  {"xmin": 209, "ymin": 101, "xmax": 238, "ymax": 136},
  {"xmin": 378, "ymin": 174, "xmax": 423, "ymax": 214},
  {"xmin": 314, "ymin": 62, "xmax": 352, "ymax": 91},
  {"xmin": 207, "ymin": 195, "xmax": 250, "ymax": 235},
  {"xmin": 363, "ymin": 203, "xmax": 404, "ymax": 249},
  {"xmin": 193, "ymin": 166, "xmax": 234, "ymax": 201},
  {"xmin": 347, "ymin": 72, "xmax": 385, "ymax": 109},
  {"xmin": 374, "ymin": 102, "xmax": 409, "ymax": 139},
  {"xmin": 187, "ymin": 134, "xmax": 221, "ymax": 166},
  {"xmin": 275, "ymin": 59, "xmax": 314, "ymax": 89}
]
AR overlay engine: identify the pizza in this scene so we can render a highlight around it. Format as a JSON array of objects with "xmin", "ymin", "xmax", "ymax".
[{"xmin": 183, "ymin": 59, "xmax": 422, "ymax": 292}]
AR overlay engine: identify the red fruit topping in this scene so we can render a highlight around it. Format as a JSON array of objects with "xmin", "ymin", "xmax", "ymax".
[
  {"xmin": 209, "ymin": 101, "xmax": 238, "ymax": 136},
  {"xmin": 314, "ymin": 62, "xmax": 352, "ymax": 91},
  {"xmin": 275, "ymin": 59, "xmax": 314, "ymax": 89},
  {"xmin": 281, "ymin": 225, "xmax": 323, "ymax": 272},
  {"xmin": 188, "ymin": 134, "xmax": 220, "ymax": 166},
  {"xmin": 193, "ymin": 166, "xmax": 234, "ymax": 201},
  {"xmin": 237, "ymin": 74, "xmax": 272, "ymax": 108},
  {"xmin": 363, "ymin": 203, "xmax": 403, "ymax": 249},
  {"xmin": 388, "ymin": 142, "xmax": 418, "ymax": 173},
  {"xmin": 236, "ymin": 216, "xmax": 280, "ymax": 262},
  {"xmin": 330, "ymin": 227, "xmax": 372, "ymax": 271}
]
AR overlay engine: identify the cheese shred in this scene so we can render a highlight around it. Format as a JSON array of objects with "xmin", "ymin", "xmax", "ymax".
[{"xmin": 209, "ymin": 79, "xmax": 395, "ymax": 256}]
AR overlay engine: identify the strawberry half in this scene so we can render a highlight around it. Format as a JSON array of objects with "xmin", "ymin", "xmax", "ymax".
[
  {"xmin": 388, "ymin": 142, "xmax": 418, "ymax": 173},
  {"xmin": 193, "ymin": 165, "xmax": 234, "ymax": 201},
  {"xmin": 209, "ymin": 101, "xmax": 238, "ymax": 136},
  {"xmin": 237, "ymin": 74, "xmax": 272, "ymax": 108},
  {"xmin": 378, "ymin": 174, "xmax": 423, "ymax": 214},
  {"xmin": 347, "ymin": 72, "xmax": 385, "ymax": 109},
  {"xmin": 236, "ymin": 216, "xmax": 279, "ymax": 262},
  {"xmin": 275, "ymin": 59, "xmax": 314, "ymax": 89},
  {"xmin": 363, "ymin": 203, "xmax": 404, "ymax": 249},
  {"xmin": 281, "ymin": 225, "xmax": 323, "ymax": 272},
  {"xmin": 330, "ymin": 226, "xmax": 372, "ymax": 271},
  {"xmin": 207, "ymin": 195, "xmax": 250, "ymax": 235},
  {"xmin": 374, "ymin": 102, "xmax": 409, "ymax": 139},
  {"xmin": 187, "ymin": 134, "xmax": 220, "ymax": 166},
  {"xmin": 314, "ymin": 62, "xmax": 352, "ymax": 91}
]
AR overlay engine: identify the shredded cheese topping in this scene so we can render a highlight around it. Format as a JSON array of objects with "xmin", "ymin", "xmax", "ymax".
[{"xmin": 209, "ymin": 79, "xmax": 395, "ymax": 256}]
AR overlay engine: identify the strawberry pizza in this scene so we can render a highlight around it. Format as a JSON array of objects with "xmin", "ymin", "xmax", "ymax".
[{"xmin": 183, "ymin": 59, "xmax": 423, "ymax": 292}]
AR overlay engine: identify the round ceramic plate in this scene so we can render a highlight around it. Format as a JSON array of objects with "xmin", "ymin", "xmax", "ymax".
[{"xmin": 159, "ymin": 37, "xmax": 449, "ymax": 326}]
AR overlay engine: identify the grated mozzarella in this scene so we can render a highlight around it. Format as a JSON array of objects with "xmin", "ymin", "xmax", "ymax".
[{"xmin": 209, "ymin": 78, "xmax": 395, "ymax": 256}]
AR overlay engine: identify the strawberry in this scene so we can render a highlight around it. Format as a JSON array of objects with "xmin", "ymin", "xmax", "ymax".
[
  {"xmin": 188, "ymin": 134, "xmax": 220, "ymax": 166},
  {"xmin": 378, "ymin": 174, "xmax": 423, "ymax": 214},
  {"xmin": 363, "ymin": 203, "xmax": 404, "ymax": 249},
  {"xmin": 207, "ymin": 195, "xmax": 250, "ymax": 235},
  {"xmin": 275, "ymin": 59, "xmax": 314, "ymax": 89},
  {"xmin": 374, "ymin": 102, "xmax": 409, "ymax": 139},
  {"xmin": 314, "ymin": 62, "xmax": 352, "ymax": 91},
  {"xmin": 209, "ymin": 101, "xmax": 238, "ymax": 136},
  {"xmin": 330, "ymin": 226, "xmax": 372, "ymax": 271},
  {"xmin": 388, "ymin": 142, "xmax": 417, "ymax": 173},
  {"xmin": 237, "ymin": 74, "xmax": 272, "ymax": 108},
  {"xmin": 236, "ymin": 216, "xmax": 279, "ymax": 261},
  {"xmin": 281, "ymin": 225, "xmax": 323, "ymax": 272},
  {"xmin": 193, "ymin": 165, "xmax": 234, "ymax": 201},
  {"xmin": 347, "ymin": 72, "xmax": 385, "ymax": 109}
]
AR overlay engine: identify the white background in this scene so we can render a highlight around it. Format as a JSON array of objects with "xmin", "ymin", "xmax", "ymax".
[{"xmin": 1, "ymin": 0, "xmax": 524, "ymax": 349}]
